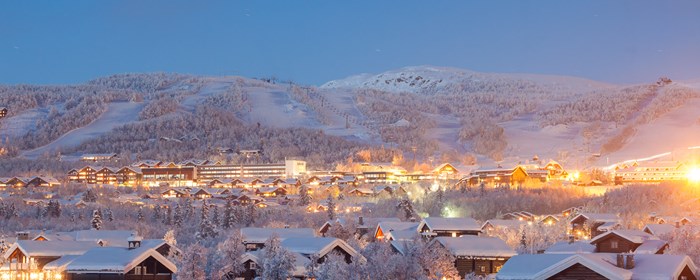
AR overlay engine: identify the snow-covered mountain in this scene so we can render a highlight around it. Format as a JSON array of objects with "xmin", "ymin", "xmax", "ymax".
[
  {"xmin": 321, "ymin": 65, "xmax": 611, "ymax": 95},
  {"xmin": 1, "ymin": 67, "xmax": 699, "ymax": 169}
]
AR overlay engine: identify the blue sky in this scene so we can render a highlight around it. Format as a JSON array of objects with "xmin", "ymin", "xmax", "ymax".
[{"xmin": 1, "ymin": 1, "xmax": 700, "ymax": 85}]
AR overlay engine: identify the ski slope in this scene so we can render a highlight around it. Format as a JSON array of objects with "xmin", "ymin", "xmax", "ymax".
[{"xmin": 20, "ymin": 102, "xmax": 145, "ymax": 159}]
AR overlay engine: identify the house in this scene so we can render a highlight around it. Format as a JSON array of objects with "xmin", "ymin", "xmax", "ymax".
[
  {"xmin": 374, "ymin": 221, "xmax": 419, "ymax": 241},
  {"xmin": 41, "ymin": 235, "xmax": 176, "ymax": 280},
  {"xmin": 570, "ymin": 213, "xmax": 621, "ymax": 238},
  {"xmin": 26, "ymin": 176, "xmax": 61, "ymax": 188},
  {"xmin": 373, "ymin": 185, "xmax": 407, "ymax": 196},
  {"xmin": 418, "ymin": 217, "xmax": 481, "ymax": 238},
  {"xmin": 539, "ymin": 214, "xmax": 560, "ymax": 225},
  {"xmin": 481, "ymin": 220, "xmax": 527, "ymax": 233},
  {"xmin": 0, "ymin": 107, "xmax": 7, "ymax": 118},
  {"xmin": 432, "ymin": 163, "xmax": 460, "ymax": 180},
  {"xmin": 496, "ymin": 253, "xmax": 697, "ymax": 280},
  {"xmin": 433, "ymin": 236, "xmax": 516, "ymax": 276},
  {"xmin": 462, "ymin": 165, "xmax": 548, "ymax": 187},
  {"xmin": 502, "ymin": 211, "xmax": 535, "ymax": 222},
  {"xmin": 589, "ymin": 230, "xmax": 668, "ymax": 254},
  {"xmin": 237, "ymin": 237, "xmax": 360, "ymax": 280},
  {"xmin": 561, "ymin": 206, "xmax": 582, "ymax": 218},
  {"xmin": 346, "ymin": 187, "xmax": 374, "ymax": 197},
  {"xmin": 642, "ymin": 224, "xmax": 677, "ymax": 237},
  {"xmin": 240, "ymin": 228, "xmax": 316, "ymax": 251},
  {"xmin": 255, "ymin": 186, "xmax": 287, "ymax": 197}
]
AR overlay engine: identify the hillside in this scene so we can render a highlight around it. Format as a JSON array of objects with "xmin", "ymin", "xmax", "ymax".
[{"xmin": 1, "ymin": 67, "xmax": 699, "ymax": 170}]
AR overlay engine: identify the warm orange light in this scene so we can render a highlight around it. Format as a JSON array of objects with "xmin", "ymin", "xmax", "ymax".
[{"xmin": 687, "ymin": 167, "xmax": 700, "ymax": 183}]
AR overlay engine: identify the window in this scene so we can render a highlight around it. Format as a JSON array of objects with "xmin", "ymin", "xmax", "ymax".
[
  {"xmin": 249, "ymin": 262, "xmax": 258, "ymax": 269},
  {"xmin": 480, "ymin": 266, "xmax": 486, "ymax": 273},
  {"xmin": 611, "ymin": 241, "xmax": 618, "ymax": 249}
]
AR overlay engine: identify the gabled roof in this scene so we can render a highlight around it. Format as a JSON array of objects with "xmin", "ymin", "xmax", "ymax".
[
  {"xmin": 280, "ymin": 237, "xmax": 359, "ymax": 258},
  {"xmin": 419, "ymin": 217, "xmax": 481, "ymax": 232},
  {"xmin": 4, "ymin": 241, "xmax": 98, "ymax": 259},
  {"xmin": 497, "ymin": 253, "xmax": 696, "ymax": 280},
  {"xmin": 571, "ymin": 212, "xmax": 620, "ymax": 223},
  {"xmin": 642, "ymin": 224, "xmax": 676, "ymax": 237},
  {"xmin": 433, "ymin": 236, "xmax": 515, "ymax": 257},
  {"xmin": 590, "ymin": 230, "xmax": 659, "ymax": 245},
  {"xmin": 59, "ymin": 246, "xmax": 176, "ymax": 273},
  {"xmin": 241, "ymin": 228, "xmax": 316, "ymax": 244},
  {"xmin": 482, "ymin": 219, "xmax": 527, "ymax": 230}
]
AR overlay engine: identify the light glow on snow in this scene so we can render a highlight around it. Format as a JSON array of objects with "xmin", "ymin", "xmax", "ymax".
[{"xmin": 687, "ymin": 166, "xmax": 700, "ymax": 183}]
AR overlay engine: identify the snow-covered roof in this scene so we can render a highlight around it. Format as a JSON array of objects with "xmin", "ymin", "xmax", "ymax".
[
  {"xmin": 419, "ymin": 217, "xmax": 481, "ymax": 232},
  {"xmin": 597, "ymin": 221, "xmax": 621, "ymax": 231},
  {"xmin": 61, "ymin": 246, "xmax": 177, "ymax": 273},
  {"xmin": 433, "ymin": 236, "xmax": 515, "ymax": 257},
  {"xmin": 482, "ymin": 219, "xmax": 527, "ymax": 230},
  {"xmin": 544, "ymin": 241, "xmax": 596, "ymax": 254},
  {"xmin": 590, "ymin": 230, "xmax": 658, "ymax": 245},
  {"xmin": 241, "ymin": 228, "xmax": 316, "ymax": 244},
  {"xmin": 634, "ymin": 239, "xmax": 668, "ymax": 254},
  {"xmin": 241, "ymin": 250, "xmax": 309, "ymax": 277},
  {"xmin": 573, "ymin": 212, "xmax": 620, "ymax": 223},
  {"xmin": 280, "ymin": 237, "xmax": 358, "ymax": 258},
  {"xmin": 375, "ymin": 221, "xmax": 419, "ymax": 241},
  {"xmin": 499, "ymin": 253, "xmax": 697, "ymax": 280},
  {"xmin": 642, "ymin": 224, "xmax": 676, "ymax": 237},
  {"xmin": 5, "ymin": 241, "xmax": 98, "ymax": 259}
]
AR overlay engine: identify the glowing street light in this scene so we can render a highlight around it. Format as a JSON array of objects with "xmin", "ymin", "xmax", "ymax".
[{"xmin": 687, "ymin": 166, "xmax": 700, "ymax": 183}]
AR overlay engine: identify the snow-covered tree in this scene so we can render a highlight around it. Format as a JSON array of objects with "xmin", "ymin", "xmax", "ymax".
[
  {"xmin": 211, "ymin": 230, "xmax": 246, "ymax": 279},
  {"xmin": 137, "ymin": 207, "xmax": 145, "ymax": 223},
  {"xmin": 261, "ymin": 235, "xmax": 296, "ymax": 280},
  {"xmin": 177, "ymin": 243, "xmax": 208, "ymax": 280},
  {"xmin": 83, "ymin": 188, "xmax": 98, "ymax": 202},
  {"xmin": 196, "ymin": 200, "xmax": 217, "ymax": 240},
  {"xmin": 174, "ymin": 205, "xmax": 183, "ymax": 227},
  {"xmin": 326, "ymin": 195, "xmax": 336, "ymax": 220},
  {"xmin": 315, "ymin": 252, "xmax": 350, "ymax": 280},
  {"xmin": 420, "ymin": 242, "xmax": 459, "ymax": 279},
  {"xmin": 91, "ymin": 209, "xmax": 102, "ymax": 230},
  {"xmin": 298, "ymin": 185, "xmax": 311, "ymax": 206},
  {"xmin": 222, "ymin": 198, "xmax": 237, "ymax": 229}
]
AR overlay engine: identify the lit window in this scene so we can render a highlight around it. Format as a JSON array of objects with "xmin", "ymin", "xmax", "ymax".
[{"xmin": 611, "ymin": 241, "xmax": 618, "ymax": 249}]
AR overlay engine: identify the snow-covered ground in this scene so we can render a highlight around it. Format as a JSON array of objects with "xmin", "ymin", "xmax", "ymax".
[
  {"xmin": 20, "ymin": 102, "xmax": 145, "ymax": 159},
  {"xmin": 594, "ymin": 98, "xmax": 700, "ymax": 166},
  {"xmin": 0, "ymin": 107, "xmax": 47, "ymax": 139}
]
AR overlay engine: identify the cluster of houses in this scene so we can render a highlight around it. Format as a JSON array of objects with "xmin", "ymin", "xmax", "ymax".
[
  {"xmin": 458, "ymin": 160, "xmax": 571, "ymax": 187},
  {"xmin": 0, "ymin": 176, "xmax": 61, "ymax": 188},
  {"xmin": 0, "ymin": 229, "xmax": 177, "ymax": 280}
]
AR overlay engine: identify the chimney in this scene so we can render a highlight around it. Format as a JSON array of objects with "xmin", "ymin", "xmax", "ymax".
[
  {"xmin": 358, "ymin": 216, "xmax": 364, "ymax": 225},
  {"xmin": 625, "ymin": 254, "xmax": 635, "ymax": 269},
  {"xmin": 568, "ymin": 235, "xmax": 575, "ymax": 244},
  {"xmin": 127, "ymin": 233, "xmax": 143, "ymax": 249},
  {"xmin": 616, "ymin": 254, "xmax": 624, "ymax": 268}
]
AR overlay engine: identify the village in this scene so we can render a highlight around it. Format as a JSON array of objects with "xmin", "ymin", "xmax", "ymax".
[{"xmin": 0, "ymin": 151, "xmax": 699, "ymax": 280}]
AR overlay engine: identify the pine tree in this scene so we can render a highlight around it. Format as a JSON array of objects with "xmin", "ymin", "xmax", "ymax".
[
  {"xmin": 298, "ymin": 185, "xmax": 311, "ymax": 206},
  {"xmin": 196, "ymin": 200, "xmax": 217, "ymax": 240},
  {"xmin": 163, "ymin": 229, "xmax": 178, "ymax": 258},
  {"xmin": 91, "ymin": 209, "xmax": 102, "ymax": 230},
  {"xmin": 326, "ymin": 194, "xmax": 336, "ymax": 220},
  {"xmin": 245, "ymin": 204, "xmax": 256, "ymax": 227},
  {"xmin": 222, "ymin": 198, "xmax": 236, "ymax": 229},
  {"xmin": 184, "ymin": 198, "xmax": 194, "ymax": 219},
  {"xmin": 211, "ymin": 204, "xmax": 220, "ymax": 226},
  {"xmin": 397, "ymin": 199, "xmax": 415, "ymax": 221},
  {"xmin": 106, "ymin": 209, "xmax": 114, "ymax": 222},
  {"xmin": 173, "ymin": 205, "xmax": 183, "ymax": 227}
]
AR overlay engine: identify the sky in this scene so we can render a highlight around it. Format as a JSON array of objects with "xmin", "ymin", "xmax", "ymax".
[{"xmin": 1, "ymin": 1, "xmax": 700, "ymax": 86}]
